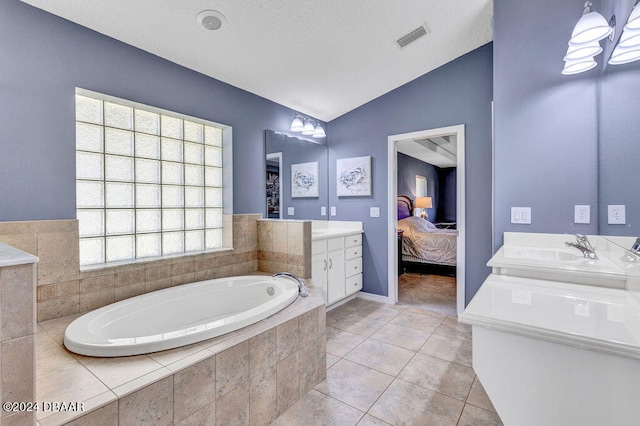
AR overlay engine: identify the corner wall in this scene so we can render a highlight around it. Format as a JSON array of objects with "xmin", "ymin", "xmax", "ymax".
[{"xmin": 327, "ymin": 44, "xmax": 494, "ymax": 303}]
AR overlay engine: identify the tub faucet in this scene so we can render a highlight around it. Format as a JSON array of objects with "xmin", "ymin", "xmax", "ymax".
[
  {"xmin": 273, "ymin": 272, "xmax": 309, "ymax": 297},
  {"xmin": 565, "ymin": 234, "xmax": 598, "ymax": 260}
]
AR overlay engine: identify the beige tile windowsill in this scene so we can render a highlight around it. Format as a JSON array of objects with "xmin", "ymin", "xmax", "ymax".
[{"xmin": 79, "ymin": 247, "xmax": 235, "ymax": 273}]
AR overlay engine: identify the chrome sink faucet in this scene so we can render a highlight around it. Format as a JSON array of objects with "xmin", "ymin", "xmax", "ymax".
[
  {"xmin": 273, "ymin": 272, "xmax": 309, "ymax": 297},
  {"xmin": 565, "ymin": 234, "xmax": 598, "ymax": 260}
]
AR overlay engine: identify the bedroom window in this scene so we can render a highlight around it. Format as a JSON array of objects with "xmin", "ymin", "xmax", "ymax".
[
  {"xmin": 416, "ymin": 175, "xmax": 427, "ymax": 197},
  {"xmin": 75, "ymin": 89, "xmax": 230, "ymax": 267}
]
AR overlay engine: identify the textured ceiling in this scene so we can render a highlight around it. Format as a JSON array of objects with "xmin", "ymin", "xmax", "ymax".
[{"xmin": 20, "ymin": 0, "xmax": 493, "ymax": 121}]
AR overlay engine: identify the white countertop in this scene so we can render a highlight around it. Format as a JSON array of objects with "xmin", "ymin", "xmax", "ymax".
[
  {"xmin": 0, "ymin": 243, "xmax": 38, "ymax": 267},
  {"xmin": 311, "ymin": 220, "xmax": 363, "ymax": 241},
  {"xmin": 311, "ymin": 228, "xmax": 363, "ymax": 240},
  {"xmin": 461, "ymin": 273, "xmax": 640, "ymax": 359}
]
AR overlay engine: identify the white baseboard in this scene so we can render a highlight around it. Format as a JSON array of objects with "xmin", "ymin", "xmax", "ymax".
[{"xmin": 355, "ymin": 291, "xmax": 391, "ymax": 304}]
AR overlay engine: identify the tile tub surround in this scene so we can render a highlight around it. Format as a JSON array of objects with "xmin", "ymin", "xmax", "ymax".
[
  {"xmin": 0, "ymin": 215, "xmax": 268, "ymax": 322},
  {"xmin": 257, "ymin": 219, "xmax": 312, "ymax": 278},
  {"xmin": 36, "ymin": 286, "xmax": 326, "ymax": 426},
  {"xmin": 0, "ymin": 244, "xmax": 38, "ymax": 425}
]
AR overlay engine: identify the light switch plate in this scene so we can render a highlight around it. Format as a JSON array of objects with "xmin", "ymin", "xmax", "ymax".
[
  {"xmin": 511, "ymin": 207, "xmax": 531, "ymax": 224},
  {"xmin": 330, "ymin": 206, "xmax": 336, "ymax": 216},
  {"xmin": 574, "ymin": 205, "xmax": 590, "ymax": 224},
  {"xmin": 370, "ymin": 207, "xmax": 380, "ymax": 218},
  {"xmin": 321, "ymin": 206, "xmax": 327, "ymax": 216},
  {"xmin": 608, "ymin": 205, "xmax": 626, "ymax": 224},
  {"xmin": 287, "ymin": 207, "xmax": 294, "ymax": 216}
]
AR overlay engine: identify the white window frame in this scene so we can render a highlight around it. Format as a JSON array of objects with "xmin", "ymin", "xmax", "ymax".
[{"xmin": 75, "ymin": 88, "xmax": 233, "ymax": 268}]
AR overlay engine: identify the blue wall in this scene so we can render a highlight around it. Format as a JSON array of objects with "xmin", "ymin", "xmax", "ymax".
[
  {"xmin": 0, "ymin": 0, "xmax": 323, "ymax": 221},
  {"xmin": 328, "ymin": 44, "xmax": 494, "ymax": 303},
  {"xmin": 396, "ymin": 153, "xmax": 456, "ymax": 223},
  {"xmin": 493, "ymin": 0, "xmax": 600, "ymax": 248},
  {"xmin": 438, "ymin": 168, "xmax": 457, "ymax": 223}
]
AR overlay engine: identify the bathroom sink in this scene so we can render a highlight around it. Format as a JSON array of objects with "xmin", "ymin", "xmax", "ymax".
[{"xmin": 505, "ymin": 248, "xmax": 583, "ymax": 263}]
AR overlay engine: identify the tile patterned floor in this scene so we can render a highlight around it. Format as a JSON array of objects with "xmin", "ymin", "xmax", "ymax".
[
  {"xmin": 273, "ymin": 298, "xmax": 503, "ymax": 426},
  {"xmin": 398, "ymin": 273, "xmax": 457, "ymax": 316}
]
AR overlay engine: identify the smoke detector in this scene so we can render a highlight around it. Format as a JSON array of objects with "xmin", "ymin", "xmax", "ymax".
[{"xmin": 196, "ymin": 10, "xmax": 226, "ymax": 31}]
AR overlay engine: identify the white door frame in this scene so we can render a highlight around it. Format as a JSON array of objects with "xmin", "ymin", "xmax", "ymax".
[{"xmin": 387, "ymin": 124, "xmax": 466, "ymax": 315}]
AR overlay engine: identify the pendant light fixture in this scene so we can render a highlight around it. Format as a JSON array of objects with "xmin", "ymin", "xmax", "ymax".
[
  {"xmin": 562, "ymin": 2, "xmax": 614, "ymax": 75},
  {"xmin": 289, "ymin": 115, "xmax": 304, "ymax": 132},
  {"xmin": 302, "ymin": 120, "xmax": 315, "ymax": 136},
  {"xmin": 569, "ymin": 2, "xmax": 612, "ymax": 45},
  {"xmin": 289, "ymin": 114, "xmax": 326, "ymax": 138},
  {"xmin": 609, "ymin": 1, "xmax": 640, "ymax": 65}
]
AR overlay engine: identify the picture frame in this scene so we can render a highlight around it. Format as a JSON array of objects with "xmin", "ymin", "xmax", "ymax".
[
  {"xmin": 291, "ymin": 161, "xmax": 319, "ymax": 198},
  {"xmin": 336, "ymin": 155, "xmax": 371, "ymax": 196}
]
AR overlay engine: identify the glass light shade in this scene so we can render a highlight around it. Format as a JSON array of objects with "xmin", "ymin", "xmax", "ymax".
[
  {"xmin": 608, "ymin": 45, "xmax": 640, "ymax": 64},
  {"xmin": 312, "ymin": 124, "xmax": 326, "ymax": 138},
  {"xmin": 624, "ymin": 4, "xmax": 640, "ymax": 31},
  {"xmin": 289, "ymin": 116, "xmax": 304, "ymax": 132},
  {"xmin": 570, "ymin": 11, "xmax": 612, "ymax": 45},
  {"xmin": 302, "ymin": 121, "xmax": 315, "ymax": 135},
  {"xmin": 619, "ymin": 28, "xmax": 640, "ymax": 48},
  {"xmin": 562, "ymin": 58, "xmax": 597, "ymax": 75},
  {"xmin": 564, "ymin": 41, "xmax": 602, "ymax": 60}
]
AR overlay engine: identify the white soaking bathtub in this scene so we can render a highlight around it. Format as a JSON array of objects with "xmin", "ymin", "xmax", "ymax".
[{"xmin": 64, "ymin": 275, "xmax": 300, "ymax": 357}]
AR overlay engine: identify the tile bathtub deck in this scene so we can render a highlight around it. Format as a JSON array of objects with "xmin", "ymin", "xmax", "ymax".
[{"xmin": 274, "ymin": 298, "xmax": 503, "ymax": 426}]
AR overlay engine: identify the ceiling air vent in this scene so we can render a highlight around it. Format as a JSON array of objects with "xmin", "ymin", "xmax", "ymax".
[{"xmin": 396, "ymin": 25, "xmax": 429, "ymax": 48}]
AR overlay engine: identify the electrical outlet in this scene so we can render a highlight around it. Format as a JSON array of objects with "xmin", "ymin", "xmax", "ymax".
[
  {"xmin": 370, "ymin": 207, "xmax": 380, "ymax": 218},
  {"xmin": 608, "ymin": 205, "xmax": 626, "ymax": 224},
  {"xmin": 330, "ymin": 206, "xmax": 336, "ymax": 216},
  {"xmin": 287, "ymin": 207, "xmax": 294, "ymax": 216},
  {"xmin": 511, "ymin": 207, "xmax": 531, "ymax": 224},
  {"xmin": 574, "ymin": 205, "xmax": 590, "ymax": 224},
  {"xmin": 321, "ymin": 206, "xmax": 327, "ymax": 216}
]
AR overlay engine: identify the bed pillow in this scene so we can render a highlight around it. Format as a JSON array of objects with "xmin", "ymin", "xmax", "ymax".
[{"xmin": 398, "ymin": 216, "xmax": 437, "ymax": 234}]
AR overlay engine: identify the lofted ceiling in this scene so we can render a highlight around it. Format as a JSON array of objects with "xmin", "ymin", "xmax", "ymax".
[
  {"xmin": 397, "ymin": 135, "xmax": 458, "ymax": 168},
  {"xmin": 19, "ymin": 0, "xmax": 493, "ymax": 122}
]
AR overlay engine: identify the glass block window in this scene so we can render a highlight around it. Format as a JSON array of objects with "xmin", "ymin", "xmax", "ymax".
[{"xmin": 76, "ymin": 91, "xmax": 226, "ymax": 267}]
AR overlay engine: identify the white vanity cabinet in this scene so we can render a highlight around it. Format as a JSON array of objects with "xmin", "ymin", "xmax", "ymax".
[{"xmin": 312, "ymin": 231, "xmax": 363, "ymax": 305}]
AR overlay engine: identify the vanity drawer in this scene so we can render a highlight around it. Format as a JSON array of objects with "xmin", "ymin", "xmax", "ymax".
[
  {"xmin": 346, "ymin": 273, "xmax": 363, "ymax": 295},
  {"xmin": 327, "ymin": 237, "xmax": 345, "ymax": 251},
  {"xmin": 312, "ymin": 240, "xmax": 327, "ymax": 254},
  {"xmin": 345, "ymin": 245, "xmax": 362, "ymax": 260},
  {"xmin": 345, "ymin": 257, "xmax": 362, "ymax": 277},
  {"xmin": 345, "ymin": 233, "xmax": 362, "ymax": 248}
]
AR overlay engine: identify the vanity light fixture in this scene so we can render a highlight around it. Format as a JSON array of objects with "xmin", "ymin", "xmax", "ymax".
[
  {"xmin": 289, "ymin": 114, "xmax": 326, "ymax": 138},
  {"xmin": 562, "ymin": 2, "xmax": 614, "ymax": 75},
  {"xmin": 289, "ymin": 115, "xmax": 304, "ymax": 132},
  {"xmin": 302, "ymin": 120, "xmax": 315, "ymax": 136},
  {"xmin": 312, "ymin": 124, "xmax": 326, "ymax": 139},
  {"xmin": 609, "ymin": 1, "xmax": 640, "ymax": 65}
]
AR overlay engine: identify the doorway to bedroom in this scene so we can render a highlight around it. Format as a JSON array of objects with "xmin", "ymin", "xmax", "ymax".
[{"xmin": 387, "ymin": 125, "xmax": 465, "ymax": 315}]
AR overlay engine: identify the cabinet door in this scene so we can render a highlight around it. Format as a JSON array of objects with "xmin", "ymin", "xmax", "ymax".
[
  {"xmin": 327, "ymin": 249, "xmax": 346, "ymax": 304},
  {"xmin": 312, "ymin": 252, "xmax": 328, "ymax": 303}
]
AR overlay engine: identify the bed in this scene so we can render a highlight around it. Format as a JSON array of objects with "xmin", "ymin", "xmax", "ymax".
[{"xmin": 397, "ymin": 195, "xmax": 458, "ymax": 274}]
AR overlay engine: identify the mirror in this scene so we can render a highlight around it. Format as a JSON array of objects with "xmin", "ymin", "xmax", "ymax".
[
  {"xmin": 597, "ymin": 4, "xmax": 640, "ymax": 237},
  {"xmin": 264, "ymin": 130, "xmax": 328, "ymax": 220}
]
